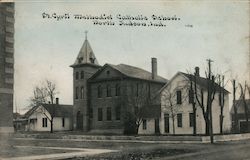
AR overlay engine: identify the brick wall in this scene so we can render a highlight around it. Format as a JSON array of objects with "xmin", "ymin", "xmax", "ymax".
[
  {"xmin": 89, "ymin": 77, "xmax": 165, "ymax": 133},
  {"xmin": 0, "ymin": 3, "xmax": 14, "ymax": 133}
]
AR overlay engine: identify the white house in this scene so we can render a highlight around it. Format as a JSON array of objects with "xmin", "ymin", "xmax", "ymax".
[
  {"xmin": 25, "ymin": 99, "xmax": 73, "ymax": 132},
  {"xmin": 158, "ymin": 70, "xmax": 231, "ymax": 135}
]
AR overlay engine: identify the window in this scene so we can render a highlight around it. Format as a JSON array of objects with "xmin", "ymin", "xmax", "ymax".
[
  {"xmin": 75, "ymin": 72, "xmax": 79, "ymax": 80},
  {"xmin": 89, "ymin": 108, "xmax": 93, "ymax": 118},
  {"xmin": 164, "ymin": 113, "xmax": 170, "ymax": 133},
  {"xmin": 42, "ymin": 118, "xmax": 47, "ymax": 127},
  {"xmin": 81, "ymin": 86, "xmax": 84, "ymax": 99},
  {"xmin": 106, "ymin": 84, "xmax": 111, "ymax": 97},
  {"xmin": 176, "ymin": 90, "xmax": 182, "ymax": 104},
  {"xmin": 98, "ymin": 108, "xmax": 103, "ymax": 121},
  {"xmin": 106, "ymin": 70, "xmax": 110, "ymax": 75},
  {"xmin": 189, "ymin": 113, "xmax": 194, "ymax": 127},
  {"xmin": 107, "ymin": 107, "xmax": 112, "ymax": 121},
  {"xmin": 177, "ymin": 113, "xmax": 182, "ymax": 127},
  {"xmin": 116, "ymin": 106, "xmax": 121, "ymax": 120},
  {"xmin": 115, "ymin": 84, "xmax": 121, "ymax": 96},
  {"xmin": 62, "ymin": 117, "xmax": 65, "ymax": 127},
  {"xmin": 142, "ymin": 119, "xmax": 147, "ymax": 130},
  {"xmin": 97, "ymin": 85, "xmax": 102, "ymax": 98},
  {"xmin": 189, "ymin": 89, "xmax": 194, "ymax": 104},
  {"xmin": 80, "ymin": 71, "xmax": 84, "ymax": 79},
  {"xmin": 75, "ymin": 87, "xmax": 79, "ymax": 99}
]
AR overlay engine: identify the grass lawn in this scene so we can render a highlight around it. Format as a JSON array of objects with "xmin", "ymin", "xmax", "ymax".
[{"xmin": 0, "ymin": 145, "xmax": 79, "ymax": 158}]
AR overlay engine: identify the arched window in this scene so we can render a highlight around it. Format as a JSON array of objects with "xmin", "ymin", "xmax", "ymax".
[
  {"xmin": 75, "ymin": 87, "xmax": 79, "ymax": 99},
  {"xmin": 75, "ymin": 72, "xmax": 79, "ymax": 80},
  {"xmin": 80, "ymin": 86, "xmax": 84, "ymax": 99},
  {"xmin": 97, "ymin": 85, "xmax": 102, "ymax": 98},
  {"xmin": 80, "ymin": 71, "xmax": 84, "ymax": 79},
  {"xmin": 107, "ymin": 84, "xmax": 111, "ymax": 97},
  {"xmin": 115, "ymin": 84, "xmax": 121, "ymax": 96}
]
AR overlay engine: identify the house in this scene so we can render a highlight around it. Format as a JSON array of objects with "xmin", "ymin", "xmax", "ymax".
[
  {"xmin": 13, "ymin": 112, "xmax": 27, "ymax": 131},
  {"xmin": 231, "ymin": 99, "xmax": 250, "ymax": 133},
  {"xmin": 70, "ymin": 35, "xmax": 167, "ymax": 134},
  {"xmin": 24, "ymin": 98, "xmax": 73, "ymax": 132},
  {"xmin": 158, "ymin": 69, "xmax": 231, "ymax": 135}
]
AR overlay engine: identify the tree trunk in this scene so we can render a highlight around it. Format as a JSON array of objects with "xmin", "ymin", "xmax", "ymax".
[
  {"xmin": 220, "ymin": 108, "xmax": 224, "ymax": 134},
  {"xmin": 243, "ymin": 100, "xmax": 249, "ymax": 132},
  {"xmin": 193, "ymin": 106, "xmax": 197, "ymax": 135},
  {"xmin": 205, "ymin": 115, "xmax": 210, "ymax": 135},
  {"xmin": 172, "ymin": 118, "xmax": 175, "ymax": 135},
  {"xmin": 50, "ymin": 117, "xmax": 53, "ymax": 133}
]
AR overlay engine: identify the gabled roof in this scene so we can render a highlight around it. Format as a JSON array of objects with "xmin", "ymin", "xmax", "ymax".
[
  {"xmin": 24, "ymin": 104, "xmax": 73, "ymax": 118},
  {"xmin": 230, "ymin": 99, "xmax": 250, "ymax": 114},
  {"xmin": 90, "ymin": 63, "xmax": 168, "ymax": 83},
  {"xmin": 71, "ymin": 39, "xmax": 99, "ymax": 67},
  {"xmin": 158, "ymin": 71, "xmax": 229, "ymax": 96},
  {"xmin": 180, "ymin": 72, "xmax": 229, "ymax": 93}
]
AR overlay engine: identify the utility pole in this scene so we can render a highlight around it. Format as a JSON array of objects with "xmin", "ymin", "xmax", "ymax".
[
  {"xmin": 232, "ymin": 79, "xmax": 238, "ymax": 133},
  {"xmin": 207, "ymin": 59, "xmax": 214, "ymax": 143}
]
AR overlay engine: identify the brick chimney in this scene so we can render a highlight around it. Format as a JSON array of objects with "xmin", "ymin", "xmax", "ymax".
[
  {"xmin": 56, "ymin": 98, "xmax": 59, "ymax": 104},
  {"xmin": 151, "ymin": 58, "xmax": 157, "ymax": 79},
  {"xmin": 195, "ymin": 67, "xmax": 200, "ymax": 77}
]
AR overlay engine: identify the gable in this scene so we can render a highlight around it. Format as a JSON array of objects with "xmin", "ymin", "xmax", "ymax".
[{"xmin": 89, "ymin": 65, "xmax": 126, "ymax": 81}]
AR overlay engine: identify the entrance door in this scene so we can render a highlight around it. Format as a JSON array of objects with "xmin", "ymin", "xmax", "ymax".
[
  {"xmin": 164, "ymin": 113, "xmax": 169, "ymax": 133},
  {"xmin": 155, "ymin": 118, "xmax": 160, "ymax": 134},
  {"xmin": 76, "ymin": 111, "xmax": 83, "ymax": 130}
]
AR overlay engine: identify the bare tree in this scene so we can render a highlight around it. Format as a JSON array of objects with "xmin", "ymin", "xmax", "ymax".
[
  {"xmin": 45, "ymin": 79, "xmax": 57, "ymax": 104},
  {"xmin": 193, "ymin": 60, "xmax": 217, "ymax": 143},
  {"xmin": 161, "ymin": 82, "xmax": 189, "ymax": 135},
  {"xmin": 239, "ymin": 81, "xmax": 249, "ymax": 132},
  {"xmin": 232, "ymin": 79, "xmax": 239, "ymax": 133},
  {"xmin": 189, "ymin": 77, "xmax": 197, "ymax": 135},
  {"xmin": 123, "ymin": 82, "xmax": 152, "ymax": 135},
  {"xmin": 29, "ymin": 79, "xmax": 58, "ymax": 133},
  {"xmin": 29, "ymin": 86, "xmax": 48, "ymax": 107},
  {"xmin": 218, "ymin": 75, "xmax": 225, "ymax": 134}
]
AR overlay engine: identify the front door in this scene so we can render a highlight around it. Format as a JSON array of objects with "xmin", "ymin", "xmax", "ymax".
[
  {"xmin": 164, "ymin": 113, "xmax": 169, "ymax": 133},
  {"xmin": 76, "ymin": 111, "xmax": 83, "ymax": 130}
]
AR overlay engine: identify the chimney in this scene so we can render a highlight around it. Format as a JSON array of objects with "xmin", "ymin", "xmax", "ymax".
[
  {"xmin": 56, "ymin": 98, "xmax": 59, "ymax": 104},
  {"xmin": 195, "ymin": 67, "xmax": 200, "ymax": 77},
  {"xmin": 151, "ymin": 58, "xmax": 157, "ymax": 79}
]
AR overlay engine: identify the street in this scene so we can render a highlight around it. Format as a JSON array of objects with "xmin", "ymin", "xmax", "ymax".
[{"xmin": 1, "ymin": 136, "xmax": 249, "ymax": 160}]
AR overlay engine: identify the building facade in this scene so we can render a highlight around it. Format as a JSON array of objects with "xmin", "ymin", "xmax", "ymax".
[
  {"xmin": 159, "ymin": 71, "xmax": 231, "ymax": 135},
  {"xmin": 231, "ymin": 99, "xmax": 250, "ymax": 133},
  {"xmin": 71, "ymin": 38, "xmax": 167, "ymax": 134},
  {"xmin": 88, "ymin": 63, "xmax": 166, "ymax": 134},
  {"xmin": 0, "ymin": 3, "xmax": 15, "ymax": 133},
  {"xmin": 24, "ymin": 100, "xmax": 73, "ymax": 132}
]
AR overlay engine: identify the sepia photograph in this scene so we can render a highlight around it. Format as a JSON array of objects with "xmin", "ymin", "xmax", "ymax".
[{"xmin": 0, "ymin": 0, "xmax": 250, "ymax": 159}]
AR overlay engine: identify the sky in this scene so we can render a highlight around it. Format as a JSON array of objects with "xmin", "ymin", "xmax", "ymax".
[{"xmin": 14, "ymin": 1, "xmax": 250, "ymax": 113}]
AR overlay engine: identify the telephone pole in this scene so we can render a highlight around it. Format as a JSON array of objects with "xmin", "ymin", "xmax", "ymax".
[{"xmin": 207, "ymin": 59, "xmax": 214, "ymax": 143}]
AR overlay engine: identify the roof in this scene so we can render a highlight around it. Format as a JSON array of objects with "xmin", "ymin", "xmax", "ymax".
[
  {"xmin": 93, "ymin": 63, "xmax": 168, "ymax": 83},
  {"xmin": 141, "ymin": 105, "xmax": 161, "ymax": 118},
  {"xmin": 180, "ymin": 72, "xmax": 229, "ymax": 93},
  {"xmin": 71, "ymin": 39, "xmax": 99, "ymax": 67},
  {"xmin": 25, "ymin": 104, "xmax": 73, "ymax": 118},
  {"xmin": 230, "ymin": 99, "xmax": 250, "ymax": 114}
]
